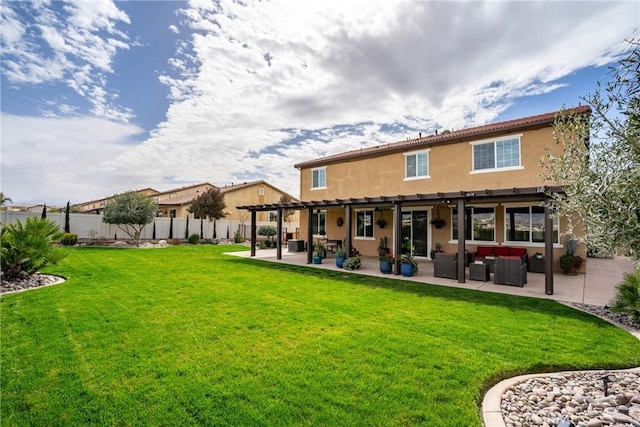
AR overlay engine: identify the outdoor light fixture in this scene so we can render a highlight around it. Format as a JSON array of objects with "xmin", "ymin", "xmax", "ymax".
[{"xmin": 600, "ymin": 374, "xmax": 616, "ymax": 396}]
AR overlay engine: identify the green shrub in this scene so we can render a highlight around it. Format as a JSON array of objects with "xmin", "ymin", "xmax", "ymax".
[
  {"xmin": 188, "ymin": 234, "xmax": 200, "ymax": 244},
  {"xmin": 233, "ymin": 231, "xmax": 244, "ymax": 243},
  {"xmin": 0, "ymin": 217, "xmax": 67, "ymax": 279},
  {"xmin": 343, "ymin": 256, "xmax": 361, "ymax": 271},
  {"xmin": 257, "ymin": 242, "xmax": 267, "ymax": 249},
  {"xmin": 60, "ymin": 233, "xmax": 78, "ymax": 246},
  {"xmin": 610, "ymin": 266, "xmax": 640, "ymax": 325}
]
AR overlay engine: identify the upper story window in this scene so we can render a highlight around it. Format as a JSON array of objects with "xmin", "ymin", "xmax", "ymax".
[
  {"xmin": 311, "ymin": 167, "xmax": 326, "ymax": 189},
  {"xmin": 405, "ymin": 150, "xmax": 429, "ymax": 180},
  {"xmin": 356, "ymin": 210, "xmax": 374, "ymax": 238},
  {"xmin": 269, "ymin": 211, "xmax": 277, "ymax": 222},
  {"xmin": 472, "ymin": 135, "xmax": 522, "ymax": 173}
]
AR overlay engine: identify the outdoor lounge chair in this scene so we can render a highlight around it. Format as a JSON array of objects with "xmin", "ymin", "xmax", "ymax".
[
  {"xmin": 494, "ymin": 256, "xmax": 527, "ymax": 287},
  {"xmin": 434, "ymin": 253, "xmax": 458, "ymax": 279}
]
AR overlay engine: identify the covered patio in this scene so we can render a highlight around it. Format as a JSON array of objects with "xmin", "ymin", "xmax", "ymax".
[
  {"xmin": 227, "ymin": 249, "xmax": 634, "ymax": 306},
  {"xmin": 238, "ymin": 186, "xmax": 565, "ymax": 294}
]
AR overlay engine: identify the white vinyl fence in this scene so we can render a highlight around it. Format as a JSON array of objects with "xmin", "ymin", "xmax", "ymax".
[{"xmin": 0, "ymin": 211, "xmax": 298, "ymax": 241}]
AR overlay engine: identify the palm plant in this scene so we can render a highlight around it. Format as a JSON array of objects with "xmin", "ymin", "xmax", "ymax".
[
  {"xmin": 610, "ymin": 266, "xmax": 640, "ymax": 325},
  {"xmin": 0, "ymin": 217, "xmax": 67, "ymax": 279}
]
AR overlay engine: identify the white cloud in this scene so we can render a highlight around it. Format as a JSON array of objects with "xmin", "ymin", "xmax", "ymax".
[
  {"xmin": 168, "ymin": 24, "xmax": 179, "ymax": 34},
  {"xmin": 0, "ymin": 113, "xmax": 145, "ymax": 205},
  {"xmin": 0, "ymin": 0, "xmax": 132, "ymax": 121},
  {"xmin": 2, "ymin": 0, "xmax": 638, "ymax": 205},
  {"xmin": 112, "ymin": 0, "xmax": 637, "ymax": 200}
]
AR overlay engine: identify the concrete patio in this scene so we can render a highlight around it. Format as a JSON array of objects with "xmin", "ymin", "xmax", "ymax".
[{"xmin": 228, "ymin": 249, "xmax": 637, "ymax": 306}]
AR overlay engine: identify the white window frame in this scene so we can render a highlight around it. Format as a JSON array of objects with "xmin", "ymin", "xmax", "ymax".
[
  {"xmin": 470, "ymin": 134, "xmax": 524, "ymax": 174},
  {"xmin": 312, "ymin": 210, "xmax": 326, "ymax": 236},
  {"xmin": 503, "ymin": 203, "xmax": 561, "ymax": 247},
  {"xmin": 355, "ymin": 209, "xmax": 375, "ymax": 240},
  {"xmin": 404, "ymin": 149, "xmax": 430, "ymax": 181},
  {"xmin": 449, "ymin": 205, "xmax": 496, "ymax": 243},
  {"xmin": 311, "ymin": 167, "xmax": 327, "ymax": 190}
]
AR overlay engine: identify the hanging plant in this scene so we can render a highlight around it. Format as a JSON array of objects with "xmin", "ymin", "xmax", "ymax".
[{"xmin": 431, "ymin": 206, "xmax": 446, "ymax": 229}]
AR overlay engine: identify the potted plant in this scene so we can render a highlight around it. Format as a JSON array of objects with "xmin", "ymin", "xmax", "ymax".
[
  {"xmin": 343, "ymin": 256, "xmax": 361, "ymax": 271},
  {"xmin": 400, "ymin": 253, "xmax": 418, "ymax": 277},
  {"xmin": 313, "ymin": 242, "xmax": 325, "ymax": 264},
  {"xmin": 379, "ymin": 254, "xmax": 394, "ymax": 274},
  {"xmin": 559, "ymin": 238, "xmax": 583, "ymax": 275},
  {"xmin": 430, "ymin": 242, "xmax": 442, "ymax": 260},
  {"xmin": 378, "ymin": 236, "xmax": 390, "ymax": 257},
  {"xmin": 335, "ymin": 247, "xmax": 347, "ymax": 268},
  {"xmin": 430, "ymin": 218, "xmax": 446, "ymax": 229},
  {"xmin": 430, "ymin": 207, "xmax": 446, "ymax": 229},
  {"xmin": 560, "ymin": 254, "xmax": 584, "ymax": 275}
]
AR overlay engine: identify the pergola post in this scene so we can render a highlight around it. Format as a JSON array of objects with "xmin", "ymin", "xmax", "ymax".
[
  {"xmin": 545, "ymin": 199, "xmax": 554, "ymax": 295},
  {"xmin": 345, "ymin": 205, "xmax": 353, "ymax": 256},
  {"xmin": 307, "ymin": 207, "xmax": 314, "ymax": 264},
  {"xmin": 276, "ymin": 208, "xmax": 283, "ymax": 260},
  {"xmin": 250, "ymin": 210, "xmax": 256, "ymax": 257},
  {"xmin": 457, "ymin": 198, "xmax": 466, "ymax": 283},
  {"xmin": 394, "ymin": 202, "xmax": 402, "ymax": 275}
]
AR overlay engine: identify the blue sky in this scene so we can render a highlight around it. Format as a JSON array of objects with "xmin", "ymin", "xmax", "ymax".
[{"xmin": 1, "ymin": 0, "xmax": 638, "ymax": 206}]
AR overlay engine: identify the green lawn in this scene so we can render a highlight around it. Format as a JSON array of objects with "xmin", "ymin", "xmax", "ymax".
[{"xmin": 2, "ymin": 246, "xmax": 639, "ymax": 426}]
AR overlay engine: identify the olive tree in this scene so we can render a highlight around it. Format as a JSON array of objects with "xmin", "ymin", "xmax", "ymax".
[
  {"xmin": 541, "ymin": 39, "xmax": 640, "ymax": 261},
  {"xmin": 103, "ymin": 191, "xmax": 157, "ymax": 243}
]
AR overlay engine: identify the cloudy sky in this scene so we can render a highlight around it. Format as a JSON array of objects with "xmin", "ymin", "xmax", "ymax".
[{"xmin": 1, "ymin": 0, "xmax": 638, "ymax": 206}]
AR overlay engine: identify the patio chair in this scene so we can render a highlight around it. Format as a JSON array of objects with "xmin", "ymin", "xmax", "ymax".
[
  {"xmin": 494, "ymin": 256, "xmax": 527, "ymax": 287},
  {"xmin": 434, "ymin": 253, "xmax": 458, "ymax": 279}
]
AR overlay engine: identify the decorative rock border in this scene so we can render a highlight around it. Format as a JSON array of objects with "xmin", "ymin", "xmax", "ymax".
[
  {"xmin": 482, "ymin": 304, "xmax": 640, "ymax": 427},
  {"xmin": 0, "ymin": 274, "xmax": 66, "ymax": 295}
]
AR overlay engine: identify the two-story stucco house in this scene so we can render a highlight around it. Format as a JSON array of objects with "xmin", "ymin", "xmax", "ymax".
[{"xmin": 240, "ymin": 106, "xmax": 591, "ymax": 293}]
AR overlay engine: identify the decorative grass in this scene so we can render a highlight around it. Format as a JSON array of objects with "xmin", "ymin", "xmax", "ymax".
[{"xmin": 2, "ymin": 246, "xmax": 639, "ymax": 426}]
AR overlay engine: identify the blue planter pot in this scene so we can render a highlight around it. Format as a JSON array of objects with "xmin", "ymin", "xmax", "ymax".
[
  {"xmin": 313, "ymin": 256, "xmax": 323, "ymax": 264},
  {"xmin": 379, "ymin": 261, "xmax": 392, "ymax": 274},
  {"xmin": 400, "ymin": 262, "xmax": 414, "ymax": 277},
  {"xmin": 336, "ymin": 256, "xmax": 345, "ymax": 268}
]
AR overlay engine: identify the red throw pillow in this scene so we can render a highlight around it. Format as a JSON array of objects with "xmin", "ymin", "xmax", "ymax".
[
  {"xmin": 509, "ymin": 247, "xmax": 527, "ymax": 257},
  {"xmin": 476, "ymin": 246, "xmax": 493, "ymax": 257},
  {"xmin": 494, "ymin": 247, "xmax": 509, "ymax": 257}
]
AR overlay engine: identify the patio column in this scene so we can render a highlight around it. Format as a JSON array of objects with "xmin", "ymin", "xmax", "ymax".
[
  {"xmin": 545, "ymin": 199, "xmax": 554, "ymax": 295},
  {"xmin": 276, "ymin": 208, "xmax": 283, "ymax": 260},
  {"xmin": 345, "ymin": 204, "xmax": 353, "ymax": 257},
  {"xmin": 307, "ymin": 207, "xmax": 313, "ymax": 264},
  {"xmin": 394, "ymin": 202, "xmax": 402, "ymax": 275},
  {"xmin": 250, "ymin": 210, "xmax": 256, "ymax": 257},
  {"xmin": 457, "ymin": 198, "xmax": 466, "ymax": 283}
]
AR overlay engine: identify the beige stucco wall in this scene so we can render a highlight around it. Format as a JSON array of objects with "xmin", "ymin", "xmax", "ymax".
[
  {"xmin": 299, "ymin": 127, "xmax": 562, "ymax": 200},
  {"xmin": 222, "ymin": 183, "xmax": 299, "ymax": 226},
  {"xmin": 297, "ymin": 126, "xmax": 586, "ymax": 271}
]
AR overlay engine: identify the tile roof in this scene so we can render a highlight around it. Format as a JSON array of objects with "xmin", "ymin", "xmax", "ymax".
[{"xmin": 294, "ymin": 105, "xmax": 591, "ymax": 169}]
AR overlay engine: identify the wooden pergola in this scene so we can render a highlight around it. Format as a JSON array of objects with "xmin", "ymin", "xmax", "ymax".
[{"xmin": 238, "ymin": 186, "xmax": 563, "ymax": 295}]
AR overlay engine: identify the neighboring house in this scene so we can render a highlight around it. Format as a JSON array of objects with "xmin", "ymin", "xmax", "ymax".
[
  {"xmin": 154, "ymin": 183, "xmax": 215, "ymax": 218},
  {"xmin": 75, "ymin": 188, "xmax": 160, "ymax": 214},
  {"xmin": 75, "ymin": 180, "xmax": 299, "ymax": 230},
  {"xmin": 239, "ymin": 106, "xmax": 591, "ymax": 291},
  {"xmin": 219, "ymin": 180, "xmax": 299, "ymax": 227}
]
